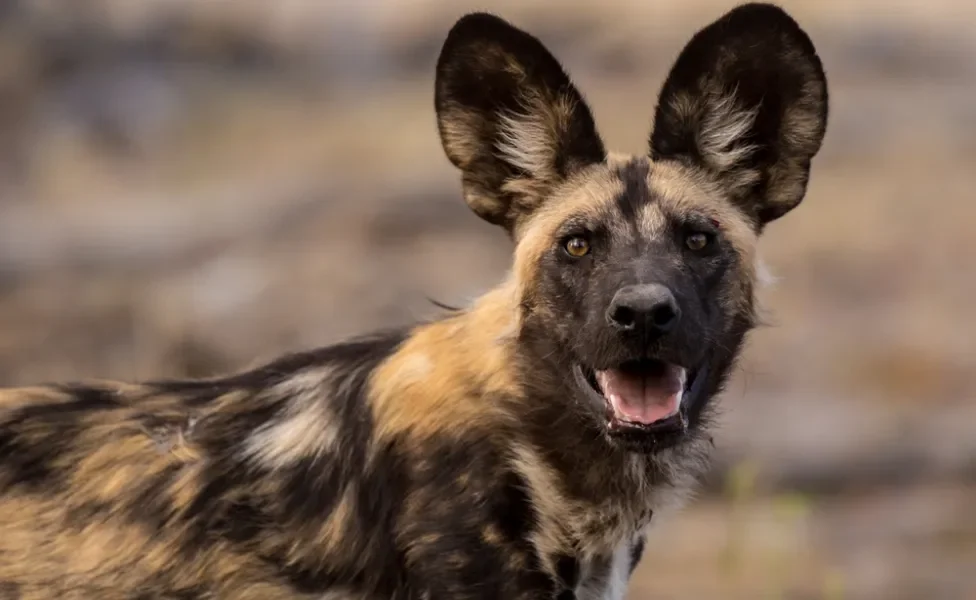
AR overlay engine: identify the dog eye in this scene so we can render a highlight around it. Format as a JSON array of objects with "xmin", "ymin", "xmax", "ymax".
[
  {"xmin": 564, "ymin": 236, "xmax": 591, "ymax": 257},
  {"xmin": 684, "ymin": 232, "xmax": 712, "ymax": 251}
]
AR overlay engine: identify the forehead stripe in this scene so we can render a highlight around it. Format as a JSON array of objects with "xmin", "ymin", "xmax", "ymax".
[{"xmin": 614, "ymin": 158, "xmax": 651, "ymax": 224}]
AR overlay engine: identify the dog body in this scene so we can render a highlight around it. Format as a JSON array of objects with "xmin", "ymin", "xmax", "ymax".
[{"xmin": 0, "ymin": 4, "xmax": 827, "ymax": 598}]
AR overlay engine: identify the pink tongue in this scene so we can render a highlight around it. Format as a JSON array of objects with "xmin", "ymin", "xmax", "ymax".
[{"xmin": 596, "ymin": 365, "xmax": 685, "ymax": 425}]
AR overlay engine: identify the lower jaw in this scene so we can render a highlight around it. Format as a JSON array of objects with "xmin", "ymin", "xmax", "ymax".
[
  {"xmin": 608, "ymin": 410, "xmax": 687, "ymax": 436},
  {"xmin": 607, "ymin": 412, "xmax": 689, "ymax": 452},
  {"xmin": 573, "ymin": 363, "xmax": 699, "ymax": 452}
]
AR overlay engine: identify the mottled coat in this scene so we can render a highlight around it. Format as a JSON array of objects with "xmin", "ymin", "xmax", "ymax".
[{"xmin": 0, "ymin": 4, "xmax": 828, "ymax": 599}]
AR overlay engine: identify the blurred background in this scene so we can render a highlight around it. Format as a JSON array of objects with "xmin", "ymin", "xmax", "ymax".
[{"xmin": 0, "ymin": 0, "xmax": 974, "ymax": 598}]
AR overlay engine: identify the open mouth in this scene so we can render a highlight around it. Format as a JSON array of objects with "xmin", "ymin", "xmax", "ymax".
[{"xmin": 573, "ymin": 358, "xmax": 694, "ymax": 441}]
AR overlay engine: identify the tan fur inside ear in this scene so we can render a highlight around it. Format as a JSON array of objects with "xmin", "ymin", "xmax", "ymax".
[
  {"xmin": 696, "ymin": 91, "xmax": 759, "ymax": 174},
  {"xmin": 439, "ymin": 105, "xmax": 484, "ymax": 167},
  {"xmin": 496, "ymin": 91, "xmax": 581, "ymax": 183},
  {"xmin": 668, "ymin": 89, "xmax": 761, "ymax": 192}
]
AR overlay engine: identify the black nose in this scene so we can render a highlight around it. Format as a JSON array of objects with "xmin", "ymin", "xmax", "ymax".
[{"xmin": 607, "ymin": 283, "xmax": 681, "ymax": 334}]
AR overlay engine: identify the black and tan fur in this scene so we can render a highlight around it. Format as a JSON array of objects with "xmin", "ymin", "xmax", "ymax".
[{"xmin": 0, "ymin": 4, "xmax": 828, "ymax": 599}]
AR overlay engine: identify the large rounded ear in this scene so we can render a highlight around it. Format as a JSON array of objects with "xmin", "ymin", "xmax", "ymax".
[
  {"xmin": 649, "ymin": 3, "xmax": 828, "ymax": 228},
  {"xmin": 435, "ymin": 13, "xmax": 606, "ymax": 235}
]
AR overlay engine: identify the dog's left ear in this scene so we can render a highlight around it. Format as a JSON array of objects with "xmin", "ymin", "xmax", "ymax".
[{"xmin": 650, "ymin": 3, "xmax": 828, "ymax": 228}]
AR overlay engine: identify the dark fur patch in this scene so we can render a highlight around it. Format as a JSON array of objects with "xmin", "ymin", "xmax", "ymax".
[
  {"xmin": 555, "ymin": 554, "xmax": 580, "ymax": 588},
  {"xmin": 614, "ymin": 158, "xmax": 652, "ymax": 224},
  {"xmin": 630, "ymin": 534, "xmax": 646, "ymax": 574},
  {"xmin": 0, "ymin": 428, "xmax": 61, "ymax": 490},
  {"xmin": 494, "ymin": 469, "xmax": 537, "ymax": 544},
  {"xmin": 397, "ymin": 435, "xmax": 557, "ymax": 598}
]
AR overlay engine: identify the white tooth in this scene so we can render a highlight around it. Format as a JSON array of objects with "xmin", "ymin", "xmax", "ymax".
[{"xmin": 674, "ymin": 387, "xmax": 684, "ymax": 409}]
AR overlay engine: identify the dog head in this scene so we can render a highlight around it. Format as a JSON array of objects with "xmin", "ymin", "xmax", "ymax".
[{"xmin": 435, "ymin": 3, "xmax": 828, "ymax": 452}]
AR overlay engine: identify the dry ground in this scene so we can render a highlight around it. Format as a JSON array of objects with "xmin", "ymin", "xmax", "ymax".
[{"xmin": 0, "ymin": 1, "xmax": 974, "ymax": 598}]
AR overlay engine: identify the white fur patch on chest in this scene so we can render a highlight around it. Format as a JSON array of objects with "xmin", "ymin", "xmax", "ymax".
[{"xmin": 574, "ymin": 532, "xmax": 639, "ymax": 600}]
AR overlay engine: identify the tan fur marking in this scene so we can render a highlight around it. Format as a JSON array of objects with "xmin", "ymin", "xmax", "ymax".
[
  {"xmin": 369, "ymin": 285, "xmax": 522, "ymax": 440},
  {"xmin": 314, "ymin": 483, "xmax": 356, "ymax": 555},
  {"xmin": 243, "ymin": 368, "xmax": 338, "ymax": 468},
  {"xmin": 482, "ymin": 523, "xmax": 504, "ymax": 546},
  {"xmin": 70, "ymin": 431, "xmax": 178, "ymax": 501},
  {"xmin": 0, "ymin": 387, "xmax": 73, "ymax": 411},
  {"xmin": 168, "ymin": 459, "xmax": 206, "ymax": 512},
  {"xmin": 510, "ymin": 444, "xmax": 574, "ymax": 563},
  {"xmin": 636, "ymin": 202, "xmax": 667, "ymax": 238},
  {"xmin": 513, "ymin": 165, "xmax": 623, "ymax": 281}
]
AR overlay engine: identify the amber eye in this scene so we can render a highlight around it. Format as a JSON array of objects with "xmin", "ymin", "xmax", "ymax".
[
  {"xmin": 685, "ymin": 232, "xmax": 711, "ymax": 251},
  {"xmin": 564, "ymin": 236, "xmax": 591, "ymax": 257}
]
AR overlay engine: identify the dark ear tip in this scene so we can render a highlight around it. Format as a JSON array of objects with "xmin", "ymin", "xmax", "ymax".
[
  {"xmin": 716, "ymin": 2, "xmax": 820, "ymax": 51},
  {"xmin": 440, "ymin": 12, "xmax": 518, "ymax": 52},
  {"xmin": 724, "ymin": 2, "xmax": 793, "ymax": 15},
  {"xmin": 723, "ymin": 2, "xmax": 829, "ymax": 111},
  {"xmin": 720, "ymin": 3, "xmax": 802, "ymax": 25},
  {"xmin": 448, "ymin": 11, "xmax": 513, "ymax": 31},
  {"xmin": 436, "ymin": 12, "xmax": 521, "ymax": 85}
]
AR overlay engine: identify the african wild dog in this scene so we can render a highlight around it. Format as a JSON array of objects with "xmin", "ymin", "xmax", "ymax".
[{"xmin": 0, "ymin": 3, "xmax": 827, "ymax": 599}]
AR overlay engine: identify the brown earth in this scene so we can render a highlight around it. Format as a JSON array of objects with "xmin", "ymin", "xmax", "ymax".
[{"xmin": 0, "ymin": 1, "xmax": 974, "ymax": 598}]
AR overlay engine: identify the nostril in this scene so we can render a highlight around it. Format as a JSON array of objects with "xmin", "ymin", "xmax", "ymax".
[
  {"xmin": 609, "ymin": 305, "xmax": 636, "ymax": 329},
  {"xmin": 650, "ymin": 303, "xmax": 679, "ymax": 330}
]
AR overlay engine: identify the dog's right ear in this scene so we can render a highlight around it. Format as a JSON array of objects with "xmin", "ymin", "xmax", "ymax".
[{"xmin": 435, "ymin": 13, "xmax": 606, "ymax": 236}]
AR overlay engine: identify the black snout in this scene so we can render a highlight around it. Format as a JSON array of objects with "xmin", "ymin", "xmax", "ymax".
[{"xmin": 607, "ymin": 283, "xmax": 680, "ymax": 335}]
